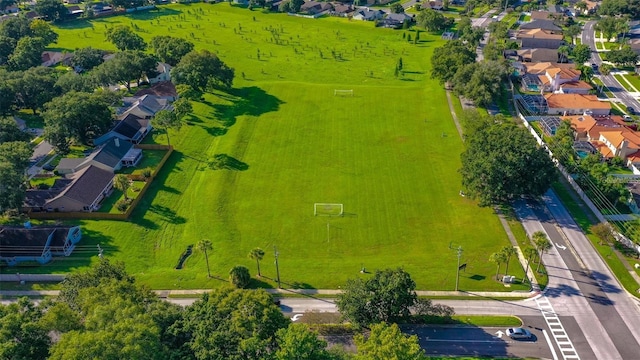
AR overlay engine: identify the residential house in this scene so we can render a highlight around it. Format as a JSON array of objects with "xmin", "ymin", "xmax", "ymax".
[
  {"xmin": 380, "ymin": 13, "xmax": 413, "ymax": 29},
  {"xmin": 300, "ymin": 0, "xmax": 332, "ymax": 15},
  {"xmin": 422, "ymin": 0, "xmax": 443, "ymax": 10},
  {"xmin": 41, "ymin": 51, "xmax": 73, "ymax": 67},
  {"xmin": 93, "ymin": 114, "xmax": 152, "ymax": 146},
  {"xmin": 352, "ymin": 8, "xmax": 384, "ymax": 21},
  {"xmin": 596, "ymin": 129, "xmax": 640, "ymax": 160},
  {"xmin": 1, "ymin": 4, "xmax": 19, "ymax": 14},
  {"xmin": 516, "ymin": 48, "xmax": 559, "ymax": 63},
  {"xmin": 530, "ymin": 11, "xmax": 552, "ymax": 21},
  {"xmin": 67, "ymin": 5, "xmax": 84, "ymax": 17},
  {"xmin": 331, "ymin": 3, "xmax": 352, "ymax": 17},
  {"xmin": 516, "ymin": 28, "xmax": 564, "ymax": 49},
  {"xmin": 629, "ymin": 39, "xmax": 640, "ymax": 56},
  {"xmin": 544, "ymin": 94, "xmax": 611, "ymax": 116},
  {"xmin": 519, "ymin": 19, "xmax": 562, "ymax": 32},
  {"xmin": 134, "ymin": 81, "xmax": 178, "ymax": 101},
  {"xmin": 56, "ymin": 137, "xmax": 143, "ymax": 174},
  {"xmin": 557, "ymin": 80, "xmax": 593, "ymax": 94},
  {"xmin": 0, "ymin": 226, "xmax": 82, "ymax": 266},
  {"xmin": 118, "ymin": 94, "xmax": 173, "ymax": 119},
  {"xmin": 24, "ymin": 165, "xmax": 115, "ymax": 212},
  {"xmin": 146, "ymin": 62, "xmax": 171, "ymax": 84}
]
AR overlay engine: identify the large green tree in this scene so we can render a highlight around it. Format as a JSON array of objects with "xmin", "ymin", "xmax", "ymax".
[
  {"xmin": 599, "ymin": 0, "xmax": 640, "ymax": 19},
  {"xmin": 0, "ymin": 117, "xmax": 29, "ymax": 142},
  {"xmin": 571, "ymin": 44, "xmax": 592, "ymax": 65},
  {"xmin": 451, "ymin": 61, "xmax": 508, "ymax": 107},
  {"xmin": 229, "ymin": 265, "xmax": 251, "ymax": 288},
  {"xmin": 0, "ymin": 298, "xmax": 50, "ymax": 360},
  {"xmin": 275, "ymin": 324, "xmax": 330, "ymax": 360},
  {"xmin": 150, "ymin": 36, "xmax": 194, "ymax": 66},
  {"xmin": 34, "ymin": 0, "xmax": 67, "ymax": 22},
  {"xmin": 0, "ymin": 16, "xmax": 31, "ymax": 41},
  {"xmin": 0, "ymin": 141, "xmax": 32, "ymax": 212},
  {"xmin": 105, "ymin": 25, "xmax": 147, "ymax": 51},
  {"xmin": 607, "ymin": 46, "xmax": 639, "ymax": 66},
  {"xmin": 93, "ymin": 50, "xmax": 158, "ymax": 90},
  {"xmin": 181, "ymin": 288, "xmax": 289, "ymax": 360},
  {"xmin": 171, "ymin": 49, "xmax": 234, "ymax": 91},
  {"xmin": 71, "ymin": 46, "xmax": 104, "ymax": 71},
  {"xmin": 460, "ymin": 118, "xmax": 556, "ymax": 206},
  {"xmin": 336, "ymin": 268, "xmax": 417, "ymax": 327},
  {"xmin": 43, "ymin": 91, "xmax": 114, "ymax": 150},
  {"xmin": 29, "ymin": 19, "xmax": 58, "ymax": 45},
  {"xmin": 7, "ymin": 37, "xmax": 45, "ymax": 71},
  {"xmin": 416, "ymin": 9, "xmax": 452, "ymax": 32},
  {"xmin": 430, "ymin": 40, "xmax": 475, "ymax": 84},
  {"xmin": 11, "ymin": 66, "xmax": 59, "ymax": 114},
  {"xmin": 354, "ymin": 323, "xmax": 426, "ymax": 360}
]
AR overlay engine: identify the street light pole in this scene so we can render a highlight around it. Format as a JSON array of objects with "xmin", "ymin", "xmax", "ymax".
[
  {"xmin": 455, "ymin": 246, "xmax": 463, "ymax": 292},
  {"xmin": 274, "ymin": 245, "xmax": 281, "ymax": 289}
]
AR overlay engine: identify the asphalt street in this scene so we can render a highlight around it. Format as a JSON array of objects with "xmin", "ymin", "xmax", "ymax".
[
  {"xmin": 515, "ymin": 193, "xmax": 640, "ymax": 360},
  {"xmin": 582, "ymin": 21, "xmax": 640, "ymax": 111}
]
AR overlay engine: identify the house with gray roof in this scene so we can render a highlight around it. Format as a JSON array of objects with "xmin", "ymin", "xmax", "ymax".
[
  {"xmin": 24, "ymin": 165, "xmax": 114, "ymax": 212},
  {"xmin": 352, "ymin": 8, "xmax": 384, "ymax": 21},
  {"xmin": 56, "ymin": 137, "xmax": 142, "ymax": 174},
  {"xmin": 380, "ymin": 13, "xmax": 413, "ymax": 28},
  {"xmin": 118, "ymin": 94, "xmax": 173, "ymax": 120},
  {"xmin": 0, "ymin": 225, "xmax": 82, "ymax": 266},
  {"xmin": 93, "ymin": 114, "xmax": 152, "ymax": 146}
]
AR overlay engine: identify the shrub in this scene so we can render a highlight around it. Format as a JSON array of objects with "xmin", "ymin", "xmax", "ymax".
[
  {"xmin": 116, "ymin": 199, "xmax": 129, "ymax": 213},
  {"xmin": 229, "ymin": 265, "xmax": 251, "ymax": 288},
  {"xmin": 141, "ymin": 167, "xmax": 153, "ymax": 181}
]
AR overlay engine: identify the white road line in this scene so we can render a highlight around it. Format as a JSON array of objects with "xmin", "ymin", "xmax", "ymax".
[
  {"xmin": 536, "ymin": 296, "xmax": 580, "ymax": 360},
  {"xmin": 422, "ymin": 339, "xmax": 512, "ymax": 344},
  {"xmin": 543, "ymin": 329, "xmax": 560, "ymax": 360}
]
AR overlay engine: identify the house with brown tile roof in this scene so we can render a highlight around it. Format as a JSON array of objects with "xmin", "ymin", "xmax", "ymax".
[
  {"xmin": 545, "ymin": 94, "xmax": 611, "ymax": 116},
  {"xmin": 516, "ymin": 28, "xmax": 564, "ymax": 49},
  {"xmin": 558, "ymin": 80, "xmax": 592, "ymax": 94},
  {"xmin": 516, "ymin": 48, "xmax": 559, "ymax": 63}
]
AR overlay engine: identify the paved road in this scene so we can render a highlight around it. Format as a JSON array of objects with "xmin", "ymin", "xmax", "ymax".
[
  {"xmin": 582, "ymin": 21, "xmax": 640, "ymax": 111},
  {"xmin": 515, "ymin": 193, "xmax": 640, "ymax": 360},
  {"xmin": 29, "ymin": 140, "xmax": 53, "ymax": 165},
  {"xmin": 405, "ymin": 323, "xmax": 552, "ymax": 359}
]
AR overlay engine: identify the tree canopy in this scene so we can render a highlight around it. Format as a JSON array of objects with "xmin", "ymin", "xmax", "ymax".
[
  {"xmin": 336, "ymin": 268, "xmax": 417, "ymax": 327},
  {"xmin": 150, "ymin": 36, "xmax": 194, "ymax": 66},
  {"xmin": 43, "ymin": 91, "xmax": 115, "ymax": 152},
  {"xmin": 354, "ymin": 323, "xmax": 426, "ymax": 360},
  {"xmin": 105, "ymin": 25, "xmax": 147, "ymax": 51},
  {"xmin": 7, "ymin": 37, "xmax": 45, "ymax": 71},
  {"xmin": 606, "ymin": 46, "xmax": 639, "ymax": 67},
  {"xmin": 599, "ymin": 0, "xmax": 640, "ymax": 19},
  {"xmin": 171, "ymin": 49, "xmax": 234, "ymax": 91},
  {"xmin": 416, "ymin": 9, "xmax": 453, "ymax": 32},
  {"xmin": 451, "ymin": 61, "xmax": 508, "ymax": 107},
  {"xmin": 34, "ymin": 0, "xmax": 67, "ymax": 22},
  {"xmin": 71, "ymin": 47, "xmax": 105, "ymax": 71},
  {"xmin": 430, "ymin": 40, "xmax": 476, "ymax": 84},
  {"xmin": 460, "ymin": 114, "xmax": 556, "ymax": 206},
  {"xmin": 93, "ymin": 50, "xmax": 158, "ymax": 90},
  {"xmin": 11, "ymin": 66, "xmax": 59, "ymax": 114}
]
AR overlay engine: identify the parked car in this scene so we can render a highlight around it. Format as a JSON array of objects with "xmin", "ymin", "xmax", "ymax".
[
  {"xmin": 506, "ymin": 327, "xmax": 533, "ymax": 340},
  {"xmin": 627, "ymin": 106, "xmax": 636, "ymax": 115},
  {"xmin": 591, "ymin": 63, "xmax": 599, "ymax": 71},
  {"xmin": 624, "ymin": 115, "xmax": 633, "ymax": 121}
]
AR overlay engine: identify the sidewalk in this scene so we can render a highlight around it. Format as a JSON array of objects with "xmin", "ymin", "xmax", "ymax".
[{"xmin": 0, "ymin": 288, "xmax": 538, "ymax": 299}]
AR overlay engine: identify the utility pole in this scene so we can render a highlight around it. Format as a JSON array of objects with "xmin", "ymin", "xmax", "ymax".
[
  {"xmin": 455, "ymin": 246, "xmax": 463, "ymax": 292},
  {"xmin": 274, "ymin": 245, "xmax": 281, "ymax": 289}
]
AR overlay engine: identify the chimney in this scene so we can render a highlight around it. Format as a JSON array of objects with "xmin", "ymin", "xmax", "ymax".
[{"xmin": 115, "ymin": 138, "xmax": 120, "ymax": 147}]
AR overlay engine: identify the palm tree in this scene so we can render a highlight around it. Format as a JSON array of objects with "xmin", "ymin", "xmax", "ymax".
[
  {"xmin": 558, "ymin": 45, "xmax": 570, "ymax": 63},
  {"xmin": 113, "ymin": 174, "xmax": 131, "ymax": 201},
  {"xmin": 599, "ymin": 63, "xmax": 613, "ymax": 76},
  {"xmin": 616, "ymin": 18, "xmax": 630, "ymax": 48},
  {"xmin": 197, "ymin": 239, "xmax": 213, "ymax": 278},
  {"xmin": 532, "ymin": 231, "xmax": 552, "ymax": 272},
  {"xmin": 501, "ymin": 246, "xmax": 517, "ymax": 276},
  {"xmin": 248, "ymin": 247, "xmax": 265, "ymax": 277},
  {"xmin": 489, "ymin": 252, "xmax": 507, "ymax": 281},
  {"xmin": 565, "ymin": 24, "xmax": 582, "ymax": 45},
  {"xmin": 523, "ymin": 247, "xmax": 537, "ymax": 284}
]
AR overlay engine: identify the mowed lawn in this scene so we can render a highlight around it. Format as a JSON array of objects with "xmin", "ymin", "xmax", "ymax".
[{"xmin": 24, "ymin": 3, "xmax": 526, "ymax": 291}]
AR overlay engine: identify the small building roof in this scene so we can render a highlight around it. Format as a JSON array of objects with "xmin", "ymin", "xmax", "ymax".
[
  {"xmin": 0, "ymin": 226, "xmax": 72, "ymax": 258},
  {"xmin": 516, "ymin": 28, "xmax": 564, "ymax": 40},
  {"xmin": 48, "ymin": 165, "xmax": 114, "ymax": 207},
  {"xmin": 544, "ymin": 94, "xmax": 612, "ymax": 110},
  {"xmin": 519, "ymin": 19, "xmax": 562, "ymax": 32},
  {"xmin": 92, "ymin": 137, "xmax": 134, "ymax": 169}
]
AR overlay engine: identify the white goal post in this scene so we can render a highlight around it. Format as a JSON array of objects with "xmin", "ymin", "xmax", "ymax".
[
  {"xmin": 334, "ymin": 89, "xmax": 353, "ymax": 96},
  {"xmin": 314, "ymin": 203, "xmax": 344, "ymax": 217}
]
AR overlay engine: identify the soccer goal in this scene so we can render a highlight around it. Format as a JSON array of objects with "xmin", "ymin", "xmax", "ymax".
[
  {"xmin": 314, "ymin": 203, "xmax": 344, "ymax": 217},
  {"xmin": 334, "ymin": 89, "xmax": 353, "ymax": 96}
]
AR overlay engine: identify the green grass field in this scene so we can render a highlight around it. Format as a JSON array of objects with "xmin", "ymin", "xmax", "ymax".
[{"xmin": 6, "ymin": 4, "xmax": 525, "ymax": 291}]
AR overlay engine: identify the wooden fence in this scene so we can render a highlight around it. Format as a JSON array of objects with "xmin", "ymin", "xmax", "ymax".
[{"xmin": 28, "ymin": 146, "xmax": 173, "ymax": 221}]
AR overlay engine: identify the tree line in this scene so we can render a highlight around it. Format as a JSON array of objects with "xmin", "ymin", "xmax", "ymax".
[{"xmin": 0, "ymin": 260, "xmax": 452, "ymax": 359}]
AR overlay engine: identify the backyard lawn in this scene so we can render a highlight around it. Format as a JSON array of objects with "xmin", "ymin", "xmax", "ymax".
[{"xmin": 7, "ymin": 4, "xmax": 525, "ymax": 291}]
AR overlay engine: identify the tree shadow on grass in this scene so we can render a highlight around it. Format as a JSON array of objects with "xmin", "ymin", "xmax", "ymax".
[
  {"xmin": 148, "ymin": 204, "xmax": 186, "ymax": 224},
  {"xmin": 212, "ymin": 86, "xmax": 284, "ymax": 128},
  {"xmin": 209, "ymin": 154, "xmax": 249, "ymax": 171}
]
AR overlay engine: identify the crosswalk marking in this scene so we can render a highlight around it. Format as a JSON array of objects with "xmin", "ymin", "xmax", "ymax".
[{"xmin": 535, "ymin": 296, "xmax": 580, "ymax": 360}]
